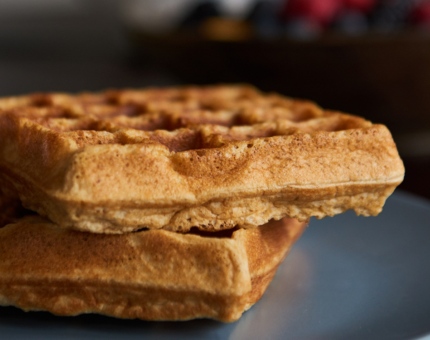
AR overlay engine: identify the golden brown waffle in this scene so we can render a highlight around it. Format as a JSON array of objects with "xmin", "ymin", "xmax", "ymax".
[
  {"xmin": 0, "ymin": 188, "xmax": 30, "ymax": 227},
  {"xmin": 0, "ymin": 85, "xmax": 404, "ymax": 233},
  {"xmin": 0, "ymin": 213, "xmax": 307, "ymax": 322}
]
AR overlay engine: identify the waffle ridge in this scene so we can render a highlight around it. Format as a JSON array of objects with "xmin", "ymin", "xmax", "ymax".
[{"xmin": 0, "ymin": 85, "xmax": 404, "ymax": 233}]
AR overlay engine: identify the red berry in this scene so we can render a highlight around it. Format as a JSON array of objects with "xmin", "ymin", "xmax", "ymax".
[
  {"xmin": 283, "ymin": 0, "xmax": 343, "ymax": 26},
  {"xmin": 342, "ymin": 0, "xmax": 376, "ymax": 13},
  {"xmin": 411, "ymin": 1, "xmax": 430, "ymax": 24}
]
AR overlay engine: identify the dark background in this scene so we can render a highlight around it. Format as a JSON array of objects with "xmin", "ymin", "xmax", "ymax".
[{"xmin": 0, "ymin": 0, "xmax": 428, "ymax": 199}]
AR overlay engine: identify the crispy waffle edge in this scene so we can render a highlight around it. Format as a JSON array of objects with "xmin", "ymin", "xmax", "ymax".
[{"xmin": 0, "ymin": 85, "xmax": 405, "ymax": 233}]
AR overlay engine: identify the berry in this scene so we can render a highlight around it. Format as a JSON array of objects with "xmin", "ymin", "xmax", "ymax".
[
  {"xmin": 370, "ymin": 0, "xmax": 417, "ymax": 31},
  {"xmin": 283, "ymin": 0, "xmax": 343, "ymax": 26},
  {"xmin": 411, "ymin": 1, "xmax": 430, "ymax": 26},
  {"xmin": 342, "ymin": 0, "xmax": 376, "ymax": 13},
  {"xmin": 247, "ymin": 1, "xmax": 281, "ymax": 38},
  {"xmin": 333, "ymin": 9, "xmax": 369, "ymax": 34},
  {"xmin": 180, "ymin": 2, "xmax": 220, "ymax": 28},
  {"xmin": 285, "ymin": 18, "xmax": 322, "ymax": 39}
]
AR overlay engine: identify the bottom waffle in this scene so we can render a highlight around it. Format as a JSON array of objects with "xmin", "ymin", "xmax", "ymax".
[
  {"xmin": 0, "ymin": 188, "xmax": 29, "ymax": 227},
  {"xmin": 0, "ymin": 213, "xmax": 307, "ymax": 322}
]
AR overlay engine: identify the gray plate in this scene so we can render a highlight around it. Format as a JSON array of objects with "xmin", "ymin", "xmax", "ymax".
[{"xmin": 1, "ymin": 191, "xmax": 430, "ymax": 340}]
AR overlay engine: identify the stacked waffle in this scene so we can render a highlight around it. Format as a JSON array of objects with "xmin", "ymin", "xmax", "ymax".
[{"xmin": 0, "ymin": 85, "xmax": 404, "ymax": 322}]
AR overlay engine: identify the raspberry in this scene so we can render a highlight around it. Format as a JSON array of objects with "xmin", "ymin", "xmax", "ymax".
[
  {"xmin": 411, "ymin": 1, "xmax": 430, "ymax": 25},
  {"xmin": 283, "ymin": 0, "xmax": 343, "ymax": 26}
]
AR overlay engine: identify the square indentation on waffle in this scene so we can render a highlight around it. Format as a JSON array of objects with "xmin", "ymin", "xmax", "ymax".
[{"xmin": 0, "ymin": 85, "xmax": 371, "ymax": 152}]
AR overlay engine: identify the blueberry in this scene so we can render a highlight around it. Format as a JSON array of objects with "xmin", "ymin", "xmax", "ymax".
[
  {"xmin": 370, "ymin": 0, "xmax": 418, "ymax": 31},
  {"xmin": 285, "ymin": 18, "xmax": 322, "ymax": 40},
  {"xmin": 247, "ymin": 0, "xmax": 282, "ymax": 38},
  {"xmin": 333, "ymin": 9, "xmax": 369, "ymax": 35},
  {"xmin": 180, "ymin": 1, "xmax": 220, "ymax": 28}
]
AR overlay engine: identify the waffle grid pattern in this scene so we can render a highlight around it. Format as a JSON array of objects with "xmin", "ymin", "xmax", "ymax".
[{"xmin": 0, "ymin": 85, "xmax": 371, "ymax": 153}]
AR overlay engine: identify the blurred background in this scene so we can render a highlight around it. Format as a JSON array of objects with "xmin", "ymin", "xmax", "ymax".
[{"xmin": 0, "ymin": 0, "xmax": 429, "ymax": 197}]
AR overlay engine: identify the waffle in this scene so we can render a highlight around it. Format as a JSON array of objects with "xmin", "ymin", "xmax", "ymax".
[
  {"xmin": 0, "ymin": 85, "xmax": 404, "ymax": 233},
  {"xmin": 0, "ymin": 188, "xmax": 29, "ymax": 227},
  {"xmin": 0, "ymin": 212, "xmax": 307, "ymax": 322}
]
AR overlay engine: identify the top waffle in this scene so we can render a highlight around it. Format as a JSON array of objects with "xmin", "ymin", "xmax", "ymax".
[{"xmin": 0, "ymin": 85, "xmax": 404, "ymax": 234}]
